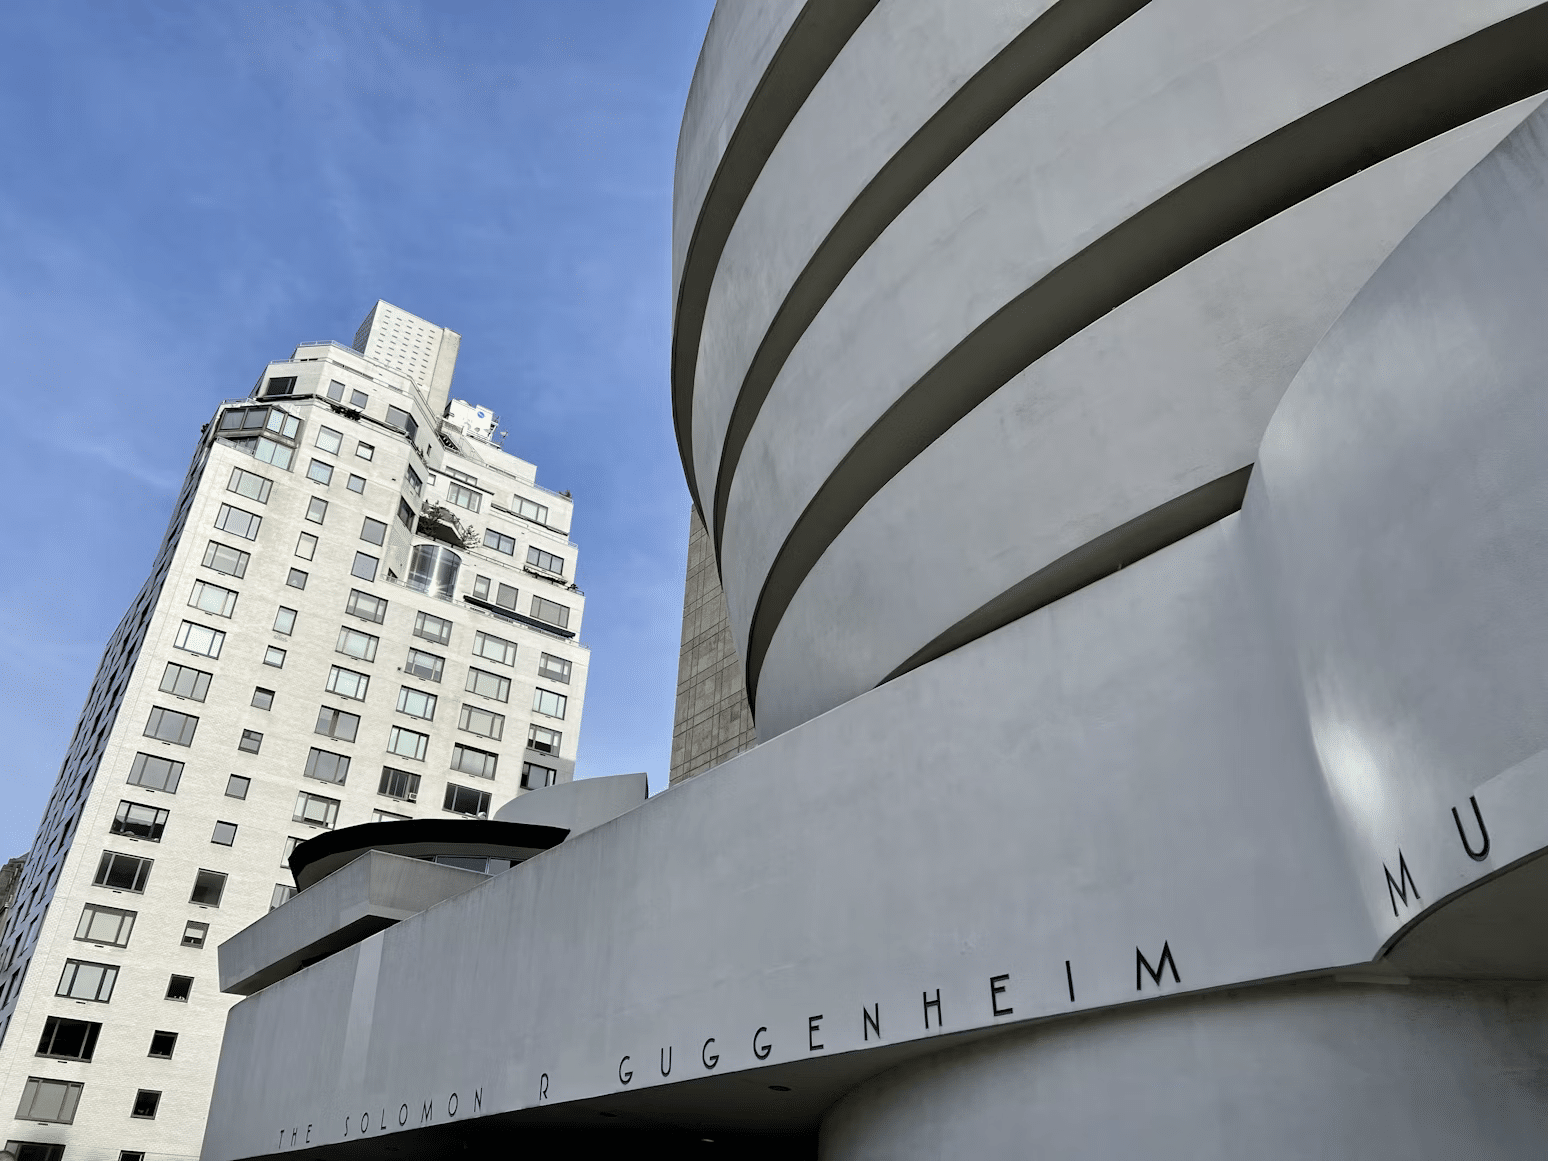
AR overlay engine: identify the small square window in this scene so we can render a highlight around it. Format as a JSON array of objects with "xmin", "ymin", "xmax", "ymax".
[
  {"xmin": 286, "ymin": 568, "xmax": 309, "ymax": 590},
  {"xmin": 326, "ymin": 380, "xmax": 346, "ymax": 402},
  {"xmin": 189, "ymin": 870, "xmax": 226, "ymax": 907},
  {"xmin": 165, "ymin": 974, "xmax": 193, "ymax": 1001},
  {"xmin": 351, "ymin": 552, "xmax": 379, "ymax": 582},
  {"xmin": 131, "ymin": 1089, "xmax": 161, "ymax": 1119},
  {"xmin": 264, "ymin": 646, "xmax": 286, "ymax": 668},
  {"xmin": 350, "ymin": 389, "xmax": 369, "ymax": 408},
  {"xmin": 211, "ymin": 821, "xmax": 238, "ymax": 846},
  {"xmin": 237, "ymin": 730, "xmax": 263, "ymax": 755},
  {"xmin": 360, "ymin": 517, "xmax": 387, "ymax": 546},
  {"xmin": 347, "ymin": 474, "xmax": 366, "ymax": 494},
  {"xmin": 307, "ymin": 459, "xmax": 334, "ymax": 486},
  {"xmin": 306, "ymin": 496, "xmax": 328, "ymax": 524},
  {"xmin": 225, "ymin": 774, "xmax": 251, "ymax": 800},
  {"xmin": 356, "ymin": 440, "xmax": 375, "ymax": 460},
  {"xmin": 148, "ymin": 1030, "xmax": 178, "ymax": 1059},
  {"xmin": 273, "ymin": 606, "xmax": 297, "ymax": 635},
  {"xmin": 270, "ymin": 883, "xmax": 297, "ymax": 910},
  {"xmin": 295, "ymin": 532, "xmax": 318, "ymax": 560},
  {"xmin": 315, "ymin": 426, "xmax": 343, "ymax": 455},
  {"xmin": 180, "ymin": 921, "xmax": 208, "ymax": 948}
]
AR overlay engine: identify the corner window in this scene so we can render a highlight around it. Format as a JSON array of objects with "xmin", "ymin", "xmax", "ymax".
[
  {"xmin": 378, "ymin": 766, "xmax": 421, "ymax": 802},
  {"xmin": 128, "ymin": 753, "xmax": 183, "ymax": 793},
  {"xmin": 457, "ymin": 704, "xmax": 504, "ymax": 741},
  {"xmin": 315, "ymin": 426, "xmax": 343, "ymax": 455},
  {"xmin": 189, "ymin": 870, "xmax": 226, "ymax": 907},
  {"xmin": 211, "ymin": 821, "xmax": 238, "ymax": 846},
  {"xmin": 286, "ymin": 568, "xmax": 309, "ymax": 590},
  {"xmin": 75, "ymin": 903, "xmax": 135, "ymax": 947},
  {"xmin": 522, "ymin": 762, "xmax": 556, "ymax": 790},
  {"xmin": 36, "ymin": 1017, "xmax": 102, "ymax": 1062},
  {"xmin": 413, "ymin": 611, "xmax": 452, "ymax": 646},
  {"xmin": 57, "ymin": 959, "xmax": 118, "ymax": 1002},
  {"xmin": 404, "ymin": 648, "xmax": 443, "ymax": 682},
  {"xmin": 473, "ymin": 631, "xmax": 517, "ymax": 666},
  {"xmin": 214, "ymin": 503, "xmax": 261, "ymax": 540},
  {"xmin": 305, "ymin": 496, "xmax": 328, "ymax": 524},
  {"xmin": 443, "ymin": 783, "xmax": 491, "ymax": 817},
  {"xmin": 225, "ymin": 774, "xmax": 251, "ymax": 800},
  {"xmin": 202, "ymin": 539, "xmax": 250, "ymax": 578},
  {"xmin": 304, "ymin": 745, "xmax": 352, "ymax": 782},
  {"xmin": 451, "ymin": 744, "xmax": 497, "ymax": 779},
  {"xmin": 159, "ymin": 661, "xmax": 211, "ymax": 701},
  {"xmin": 306, "ymin": 459, "xmax": 334, "ymax": 486},
  {"xmin": 263, "ymin": 646, "xmax": 287, "ymax": 668},
  {"xmin": 16, "ymin": 1077, "xmax": 83, "ymax": 1124},
  {"xmin": 188, "ymin": 579, "xmax": 238, "ymax": 617},
  {"xmin": 350, "ymin": 552, "xmax": 379, "ymax": 582},
  {"xmin": 527, "ymin": 545, "xmax": 564, "ymax": 574},
  {"xmin": 527, "ymin": 724, "xmax": 561, "ymax": 755},
  {"xmin": 148, "ymin": 1030, "xmax": 178, "ymax": 1059},
  {"xmin": 335, "ymin": 626, "xmax": 379, "ymax": 662},
  {"xmin": 131, "ymin": 1090, "xmax": 161, "ymax": 1120},
  {"xmin": 144, "ymin": 707, "xmax": 198, "ymax": 747},
  {"xmin": 533, "ymin": 688, "xmax": 568, "ymax": 719},
  {"xmin": 252, "ymin": 686, "xmax": 275, "ymax": 710},
  {"xmin": 347, "ymin": 474, "xmax": 366, "ymax": 494},
  {"xmin": 360, "ymin": 517, "xmax": 387, "ymax": 546},
  {"xmin": 273, "ymin": 606, "xmax": 297, "ymax": 635},
  {"xmin": 165, "ymin": 974, "xmax": 193, "ymax": 1001},
  {"xmin": 294, "ymin": 791, "xmax": 340, "ymax": 828},
  {"xmin": 93, "ymin": 851, "xmax": 152, "ymax": 893},
  {"xmin": 538, "ymin": 653, "xmax": 571, "ymax": 684},
  {"xmin": 346, "ymin": 589, "xmax": 388, "ymax": 623},
  {"xmin": 111, "ymin": 801, "xmax": 167, "ymax": 842},
  {"xmin": 295, "ymin": 532, "xmax": 318, "ymax": 560},
  {"xmin": 386, "ymin": 726, "xmax": 429, "ymax": 762},
  {"xmin": 384, "ymin": 406, "xmax": 418, "ymax": 442}
]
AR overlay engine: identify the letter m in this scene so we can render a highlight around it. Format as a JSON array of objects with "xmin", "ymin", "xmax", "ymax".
[
  {"xmin": 1384, "ymin": 851, "xmax": 1421, "ymax": 917},
  {"xmin": 1136, "ymin": 941, "xmax": 1180, "ymax": 991},
  {"xmin": 421, "ymin": 1102, "xmax": 434, "ymax": 1125}
]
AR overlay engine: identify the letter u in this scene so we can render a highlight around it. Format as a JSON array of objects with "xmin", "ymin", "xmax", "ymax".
[
  {"xmin": 660, "ymin": 1046, "xmax": 672, "ymax": 1076},
  {"xmin": 1452, "ymin": 795, "xmax": 1491, "ymax": 861}
]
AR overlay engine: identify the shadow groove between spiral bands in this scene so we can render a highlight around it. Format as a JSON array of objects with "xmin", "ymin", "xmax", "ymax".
[
  {"xmin": 708, "ymin": 0, "xmax": 1152, "ymax": 558},
  {"xmin": 742, "ymin": 4, "xmax": 1548, "ymax": 710},
  {"xmin": 672, "ymin": 0, "xmax": 879, "ymax": 516}
]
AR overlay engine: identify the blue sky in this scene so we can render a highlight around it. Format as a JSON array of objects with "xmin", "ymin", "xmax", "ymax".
[{"xmin": 0, "ymin": 1, "xmax": 715, "ymax": 857}]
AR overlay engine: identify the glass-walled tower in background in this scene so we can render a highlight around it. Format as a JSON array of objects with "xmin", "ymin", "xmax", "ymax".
[{"xmin": 0, "ymin": 301, "xmax": 590, "ymax": 1161}]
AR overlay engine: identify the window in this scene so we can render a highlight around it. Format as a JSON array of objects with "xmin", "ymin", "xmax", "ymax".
[
  {"xmin": 538, "ymin": 653, "xmax": 571, "ymax": 684},
  {"xmin": 189, "ymin": 870, "xmax": 226, "ymax": 907},
  {"xmin": 451, "ymin": 744, "xmax": 498, "ymax": 779},
  {"xmin": 315, "ymin": 426, "xmax": 343, "ymax": 454},
  {"xmin": 37, "ymin": 1017, "xmax": 102, "ymax": 1062},
  {"xmin": 225, "ymin": 774, "xmax": 251, "ymax": 800},
  {"xmin": 263, "ymin": 375, "xmax": 298, "ymax": 397},
  {"xmin": 413, "ymin": 611, "xmax": 452, "ymax": 645},
  {"xmin": 131, "ymin": 1090, "xmax": 161, "ymax": 1120},
  {"xmin": 395, "ymin": 686, "xmax": 436, "ymax": 720},
  {"xmin": 356, "ymin": 441, "xmax": 375, "ymax": 461},
  {"xmin": 144, "ymin": 707, "xmax": 197, "ymax": 746},
  {"xmin": 159, "ymin": 662, "xmax": 211, "ymax": 701},
  {"xmin": 252, "ymin": 436, "xmax": 295, "ymax": 469},
  {"xmin": 483, "ymin": 528, "xmax": 515, "ymax": 555},
  {"xmin": 306, "ymin": 459, "xmax": 334, "ymax": 485},
  {"xmin": 294, "ymin": 791, "xmax": 340, "ymax": 828},
  {"xmin": 464, "ymin": 667, "xmax": 510, "ymax": 703},
  {"xmin": 385, "ymin": 406, "xmax": 419, "ymax": 442},
  {"xmin": 273, "ymin": 606, "xmax": 297, "ymax": 635},
  {"xmin": 527, "ymin": 545, "xmax": 565, "ymax": 574},
  {"xmin": 214, "ymin": 503, "xmax": 261, "ymax": 540},
  {"xmin": 351, "ymin": 552, "xmax": 379, "ymax": 582},
  {"xmin": 514, "ymin": 497, "xmax": 549, "ymax": 524},
  {"xmin": 165, "ymin": 974, "xmax": 193, "ymax": 1001},
  {"xmin": 397, "ymin": 497, "xmax": 416, "ymax": 529},
  {"xmin": 251, "ymin": 687, "xmax": 275, "ymax": 712},
  {"xmin": 202, "ymin": 539, "xmax": 250, "ymax": 578},
  {"xmin": 16, "ymin": 1077, "xmax": 83, "ymax": 1124},
  {"xmin": 533, "ymin": 688, "xmax": 568, "ymax": 719},
  {"xmin": 373, "ymin": 809, "xmax": 410, "ymax": 823},
  {"xmin": 360, "ymin": 517, "xmax": 387, "ymax": 546},
  {"xmin": 522, "ymin": 762, "xmax": 557, "ymax": 790},
  {"xmin": 188, "ymin": 579, "xmax": 238, "ymax": 617},
  {"xmin": 75, "ymin": 903, "xmax": 135, "ymax": 947},
  {"xmin": 347, "ymin": 474, "xmax": 366, "ymax": 494},
  {"xmin": 326, "ymin": 379, "xmax": 346, "ymax": 402},
  {"xmin": 447, "ymin": 482, "xmax": 482, "ymax": 512},
  {"xmin": 211, "ymin": 821, "xmax": 238, "ymax": 846},
  {"xmin": 530, "ymin": 596, "xmax": 570, "ymax": 630},
  {"xmin": 443, "ymin": 783, "xmax": 491, "ymax": 817},
  {"xmin": 148, "ymin": 1031, "xmax": 178, "ymax": 1059},
  {"xmin": 7, "ymin": 1143, "xmax": 67, "ymax": 1161},
  {"xmin": 326, "ymin": 665, "xmax": 370, "ymax": 701},
  {"xmin": 282, "ymin": 836, "xmax": 303, "ymax": 866},
  {"xmin": 237, "ymin": 729, "xmax": 263, "ymax": 754},
  {"xmin": 346, "ymin": 589, "xmax": 388, "ymax": 623},
  {"xmin": 472, "ymin": 576, "xmax": 520, "ymax": 612},
  {"xmin": 286, "ymin": 568, "xmax": 309, "ymax": 590},
  {"xmin": 128, "ymin": 751, "xmax": 183, "ymax": 791},
  {"xmin": 458, "ymin": 704, "xmax": 504, "ymax": 741},
  {"xmin": 474, "ymin": 631, "xmax": 517, "ymax": 666},
  {"xmin": 111, "ymin": 801, "xmax": 168, "ymax": 842},
  {"xmin": 304, "ymin": 745, "xmax": 351, "ymax": 782},
  {"xmin": 119, "ymin": 1152, "xmax": 146, "ymax": 1161},
  {"xmin": 263, "ymin": 646, "xmax": 287, "ymax": 668},
  {"xmin": 314, "ymin": 706, "xmax": 360, "ymax": 743},
  {"xmin": 387, "ymin": 726, "xmax": 429, "ymax": 761},
  {"xmin": 528, "ymin": 724, "xmax": 561, "ymax": 754},
  {"xmin": 57, "ymin": 959, "xmax": 118, "ymax": 1002},
  {"xmin": 336, "ymin": 627, "xmax": 379, "ymax": 662},
  {"xmin": 305, "ymin": 496, "xmax": 328, "ymax": 524},
  {"xmin": 406, "ymin": 465, "xmax": 423, "ymax": 494},
  {"xmin": 378, "ymin": 766, "xmax": 421, "ymax": 802},
  {"xmin": 404, "ymin": 648, "xmax": 443, "ymax": 682},
  {"xmin": 270, "ymin": 884, "xmax": 297, "ymax": 910},
  {"xmin": 175, "ymin": 620, "xmax": 225, "ymax": 658},
  {"xmin": 93, "ymin": 851, "xmax": 151, "ymax": 893},
  {"xmin": 295, "ymin": 532, "xmax": 318, "ymax": 560},
  {"xmin": 227, "ymin": 466, "xmax": 273, "ymax": 503},
  {"xmin": 444, "ymin": 467, "xmax": 477, "ymax": 485}
]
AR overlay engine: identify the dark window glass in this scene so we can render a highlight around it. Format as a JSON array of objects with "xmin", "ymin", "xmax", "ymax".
[
  {"xmin": 36, "ymin": 1017, "xmax": 101, "ymax": 1061},
  {"xmin": 148, "ymin": 1031, "xmax": 178, "ymax": 1059},
  {"xmin": 93, "ymin": 851, "xmax": 151, "ymax": 893},
  {"xmin": 111, "ymin": 801, "xmax": 168, "ymax": 842},
  {"xmin": 189, "ymin": 870, "xmax": 226, "ymax": 907},
  {"xmin": 165, "ymin": 975, "xmax": 193, "ymax": 1001},
  {"xmin": 378, "ymin": 767, "xmax": 421, "ymax": 802},
  {"xmin": 443, "ymin": 783, "xmax": 491, "ymax": 817},
  {"xmin": 131, "ymin": 1090, "xmax": 161, "ymax": 1119}
]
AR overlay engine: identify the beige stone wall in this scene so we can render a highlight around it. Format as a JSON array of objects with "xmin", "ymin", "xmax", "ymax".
[{"xmin": 668, "ymin": 508, "xmax": 755, "ymax": 783}]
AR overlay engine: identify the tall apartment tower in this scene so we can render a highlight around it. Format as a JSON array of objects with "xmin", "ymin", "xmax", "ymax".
[{"xmin": 0, "ymin": 302, "xmax": 589, "ymax": 1161}]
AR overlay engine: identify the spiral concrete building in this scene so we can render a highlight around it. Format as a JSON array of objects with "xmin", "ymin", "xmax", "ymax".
[{"xmin": 203, "ymin": 4, "xmax": 1548, "ymax": 1158}]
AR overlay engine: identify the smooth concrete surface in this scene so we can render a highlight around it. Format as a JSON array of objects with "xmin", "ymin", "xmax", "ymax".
[
  {"xmin": 750, "ymin": 96, "xmax": 1540, "ymax": 738},
  {"xmin": 493, "ymin": 771, "xmax": 647, "ymax": 836},
  {"xmin": 819, "ymin": 981, "xmax": 1548, "ymax": 1160},
  {"xmin": 218, "ymin": 851, "xmax": 487, "ymax": 996}
]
